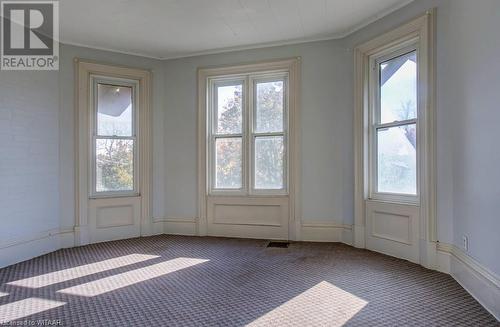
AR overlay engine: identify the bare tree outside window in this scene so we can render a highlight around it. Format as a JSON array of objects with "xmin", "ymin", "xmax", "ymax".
[
  {"xmin": 210, "ymin": 75, "xmax": 288, "ymax": 193},
  {"xmin": 94, "ymin": 83, "xmax": 135, "ymax": 193},
  {"xmin": 377, "ymin": 51, "xmax": 417, "ymax": 195},
  {"xmin": 215, "ymin": 84, "xmax": 243, "ymax": 189}
]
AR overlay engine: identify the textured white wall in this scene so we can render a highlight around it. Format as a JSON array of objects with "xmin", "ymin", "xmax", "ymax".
[
  {"xmin": 0, "ymin": 71, "xmax": 60, "ymax": 263},
  {"xmin": 443, "ymin": 0, "xmax": 500, "ymax": 276}
]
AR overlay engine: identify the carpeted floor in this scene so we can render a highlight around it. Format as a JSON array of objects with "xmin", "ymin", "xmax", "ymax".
[{"xmin": 0, "ymin": 235, "xmax": 497, "ymax": 326}]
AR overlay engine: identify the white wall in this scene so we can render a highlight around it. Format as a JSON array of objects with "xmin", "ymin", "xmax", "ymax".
[
  {"xmin": 443, "ymin": 0, "xmax": 500, "ymax": 276},
  {"xmin": 0, "ymin": 71, "xmax": 60, "ymax": 266},
  {"xmin": 163, "ymin": 41, "xmax": 353, "ymax": 225}
]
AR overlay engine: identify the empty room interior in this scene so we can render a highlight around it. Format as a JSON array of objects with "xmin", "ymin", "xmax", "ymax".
[{"xmin": 0, "ymin": 0, "xmax": 499, "ymax": 325}]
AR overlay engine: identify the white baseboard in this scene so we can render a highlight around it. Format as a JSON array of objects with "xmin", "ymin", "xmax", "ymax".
[
  {"xmin": 157, "ymin": 218, "xmax": 354, "ymax": 243},
  {"xmin": 300, "ymin": 221, "xmax": 351, "ymax": 243},
  {"xmin": 157, "ymin": 218, "xmax": 353, "ymax": 243},
  {"xmin": 437, "ymin": 243, "xmax": 500, "ymax": 320},
  {"xmin": 58, "ymin": 228, "xmax": 76, "ymax": 248},
  {"xmin": 435, "ymin": 242, "xmax": 452, "ymax": 273},
  {"xmin": 353, "ymin": 225, "xmax": 366, "ymax": 248},
  {"xmin": 342, "ymin": 226, "xmax": 353, "ymax": 245},
  {"xmin": 0, "ymin": 228, "xmax": 68, "ymax": 268},
  {"xmin": 150, "ymin": 220, "xmax": 165, "ymax": 235},
  {"xmin": 156, "ymin": 218, "xmax": 197, "ymax": 236}
]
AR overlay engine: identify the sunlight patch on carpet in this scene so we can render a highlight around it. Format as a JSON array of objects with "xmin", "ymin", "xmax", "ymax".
[
  {"xmin": 0, "ymin": 298, "xmax": 65, "ymax": 324},
  {"xmin": 248, "ymin": 281, "xmax": 368, "ymax": 326},
  {"xmin": 8, "ymin": 254, "xmax": 159, "ymax": 288},
  {"xmin": 57, "ymin": 257, "xmax": 209, "ymax": 297}
]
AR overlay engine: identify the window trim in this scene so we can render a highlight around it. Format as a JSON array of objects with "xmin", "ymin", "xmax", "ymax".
[
  {"xmin": 89, "ymin": 75, "xmax": 140, "ymax": 198},
  {"xmin": 197, "ymin": 58, "xmax": 301, "ymax": 238},
  {"xmin": 368, "ymin": 41, "xmax": 420, "ymax": 204},
  {"xmin": 353, "ymin": 11, "xmax": 437, "ymax": 248},
  {"xmin": 75, "ymin": 59, "xmax": 152, "ymax": 245},
  {"xmin": 207, "ymin": 71, "xmax": 289, "ymax": 196}
]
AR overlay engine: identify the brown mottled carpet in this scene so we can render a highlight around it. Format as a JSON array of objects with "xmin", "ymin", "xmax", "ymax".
[{"xmin": 0, "ymin": 235, "xmax": 497, "ymax": 326}]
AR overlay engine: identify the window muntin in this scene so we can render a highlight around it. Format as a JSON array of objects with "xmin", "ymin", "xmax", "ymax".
[
  {"xmin": 371, "ymin": 47, "xmax": 418, "ymax": 200},
  {"xmin": 208, "ymin": 73, "xmax": 288, "ymax": 194},
  {"xmin": 92, "ymin": 78, "xmax": 138, "ymax": 196}
]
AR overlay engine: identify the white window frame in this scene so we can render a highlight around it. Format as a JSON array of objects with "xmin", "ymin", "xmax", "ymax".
[
  {"xmin": 250, "ymin": 72, "xmax": 289, "ymax": 195},
  {"xmin": 368, "ymin": 40, "xmax": 420, "ymax": 204},
  {"xmin": 75, "ymin": 60, "xmax": 152, "ymax": 245},
  {"xmin": 353, "ymin": 11, "xmax": 437, "ymax": 248},
  {"xmin": 207, "ymin": 71, "xmax": 289, "ymax": 196},
  {"xmin": 89, "ymin": 75, "xmax": 140, "ymax": 198},
  {"xmin": 208, "ymin": 77, "xmax": 247, "ymax": 195},
  {"xmin": 198, "ymin": 58, "xmax": 300, "ymax": 238}
]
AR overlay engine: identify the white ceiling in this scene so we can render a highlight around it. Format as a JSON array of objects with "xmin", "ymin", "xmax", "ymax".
[{"xmin": 60, "ymin": 0, "xmax": 413, "ymax": 59}]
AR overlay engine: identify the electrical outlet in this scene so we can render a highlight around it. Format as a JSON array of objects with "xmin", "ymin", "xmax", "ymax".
[{"xmin": 462, "ymin": 235, "xmax": 469, "ymax": 252}]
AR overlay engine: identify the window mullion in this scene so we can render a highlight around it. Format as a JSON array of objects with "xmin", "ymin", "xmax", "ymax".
[{"xmin": 246, "ymin": 75, "xmax": 252, "ymax": 194}]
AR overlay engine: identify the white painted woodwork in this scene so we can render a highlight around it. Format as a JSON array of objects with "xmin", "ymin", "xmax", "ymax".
[
  {"xmin": 198, "ymin": 59, "xmax": 300, "ymax": 240},
  {"xmin": 207, "ymin": 196, "xmax": 289, "ymax": 239},
  {"xmin": 89, "ymin": 197, "xmax": 141, "ymax": 243},
  {"xmin": 76, "ymin": 61, "xmax": 152, "ymax": 245},
  {"xmin": 353, "ymin": 12, "xmax": 436, "ymax": 268},
  {"xmin": 365, "ymin": 200, "xmax": 419, "ymax": 263}
]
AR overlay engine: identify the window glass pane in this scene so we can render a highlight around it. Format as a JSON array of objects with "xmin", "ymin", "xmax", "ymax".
[
  {"xmin": 215, "ymin": 138, "xmax": 242, "ymax": 189},
  {"xmin": 255, "ymin": 80, "xmax": 284, "ymax": 133},
  {"xmin": 96, "ymin": 139, "xmax": 134, "ymax": 192},
  {"xmin": 255, "ymin": 136, "xmax": 284, "ymax": 189},
  {"xmin": 377, "ymin": 124, "xmax": 416, "ymax": 194},
  {"xmin": 380, "ymin": 51, "xmax": 417, "ymax": 124},
  {"xmin": 216, "ymin": 84, "xmax": 242, "ymax": 134},
  {"xmin": 97, "ymin": 84, "xmax": 133, "ymax": 136}
]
